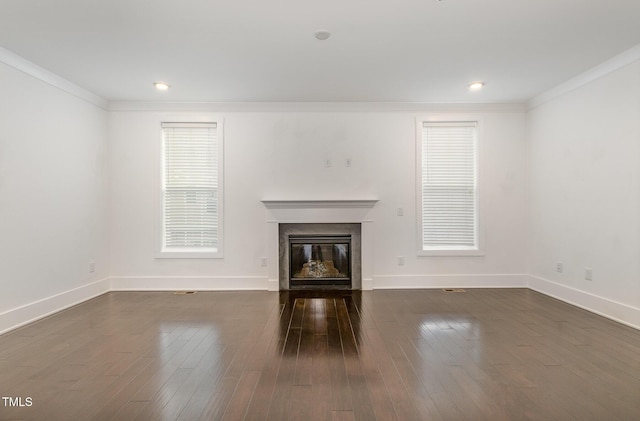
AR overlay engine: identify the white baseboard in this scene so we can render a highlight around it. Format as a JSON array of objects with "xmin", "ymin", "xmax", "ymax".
[
  {"xmin": 266, "ymin": 278, "xmax": 279, "ymax": 292},
  {"xmin": 527, "ymin": 275, "xmax": 640, "ymax": 330},
  {"xmin": 109, "ymin": 276, "xmax": 270, "ymax": 291},
  {"xmin": 362, "ymin": 277, "xmax": 374, "ymax": 291},
  {"xmin": 372, "ymin": 273, "xmax": 527, "ymax": 289},
  {"xmin": 4, "ymin": 274, "xmax": 637, "ymax": 335},
  {"xmin": 0, "ymin": 278, "xmax": 110, "ymax": 335}
]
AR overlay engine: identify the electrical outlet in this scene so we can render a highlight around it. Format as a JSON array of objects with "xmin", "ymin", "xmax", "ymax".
[
  {"xmin": 345, "ymin": 158, "xmax": 351, "ymax": 167},
  {"xmin": 585, "ymin": 268, "xmax": 593, "ymax": 281},
  {"xmin": 397, "ymin": 207, "xmax": 404, "ymax": 216},
  {"xmin": 260, "ymin": 257, "xmax": 267, "ymax": 267},
  {"xmin": 556, "ymin": 262, "xmax": 563, "ymax": 273},
  {"xmin": 397, "ymin": 256, "xmax": 405, "ymax": 266},
  {"xmin": 324, "ymin": 159, "xmax": 332, "ymax": 168},
  {"xmin": 89, "ymin": 261, "xmax": 95, "ymax": 273}
]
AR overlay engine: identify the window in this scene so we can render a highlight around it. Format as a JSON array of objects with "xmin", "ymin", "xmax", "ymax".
[
  {"xmin": 158, "ymin": 120, "xmax": 223, "ymax": 258},
  {"xmin": 418, "ymin": 120, "xmax": 481, "ymax": 255}
]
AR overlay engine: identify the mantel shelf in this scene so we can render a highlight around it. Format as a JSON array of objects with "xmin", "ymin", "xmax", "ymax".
[{"xmin": 261, "ymin": 199, "xmax": 378, "ymax": 209}]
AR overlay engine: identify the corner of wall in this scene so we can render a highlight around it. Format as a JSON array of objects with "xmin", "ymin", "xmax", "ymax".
[
  {"xmin": 0, "ymin": 46, "xmax": 108, "ymax": 110},
  {"xmin": 527, "ymin": 43, "xmax": 640, "ymax": 110}
]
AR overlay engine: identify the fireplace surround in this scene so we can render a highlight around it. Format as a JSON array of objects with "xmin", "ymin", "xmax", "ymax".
[
  {"xmin": 280, "ymin": 224, "xmax": 361, "ymax": 290},
  {"xmin": 262, "ymin": 199, "xmax": 378, "ymax": 291}
]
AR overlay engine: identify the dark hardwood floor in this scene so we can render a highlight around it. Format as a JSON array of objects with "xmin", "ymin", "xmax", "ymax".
[{"xmin": 1, "ymin": 288, "xmax": 639, "ymax": 420}]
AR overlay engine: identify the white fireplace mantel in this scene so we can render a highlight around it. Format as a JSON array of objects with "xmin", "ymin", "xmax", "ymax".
[
  {"xmin": 262, "ymin": 199, "xmax": 378, "ymax": 291},
  {"xmin": 261, "ymin": 199, "xmax": 378, "ymax": 224},
  {"xmin": 262, "ymin": 199, "xmax": 378, "ymax": 209}
]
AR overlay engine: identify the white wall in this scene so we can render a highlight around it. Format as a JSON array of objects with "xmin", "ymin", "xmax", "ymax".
[
  {"xmin": 527, "ymin": 60, "xmax": 640, "ymax": 327},
  {"xmin": 4, "ymin": 49, "xmax": 638, "ymax": 332},
  {"xmin": 0, "ymin": 61, "xmax": 110, "ymax": 333},
  {"xmin": 109, "ymin": 108, "xmax": 528, "ymax": 290},
  {"xmin": 2, "ymin": 42, "xmax": 639, "ymax": 333}
]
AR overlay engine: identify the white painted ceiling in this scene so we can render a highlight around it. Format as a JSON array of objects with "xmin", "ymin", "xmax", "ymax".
[{"xmin": 1, "ymin": 0, "xmax": 640, "ymax": 103}]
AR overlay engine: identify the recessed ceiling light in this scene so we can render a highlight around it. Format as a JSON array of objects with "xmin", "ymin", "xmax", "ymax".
[
  {"xmin": 468, "ymin": 81, "xmax": 484, "ymax": 91},
  {"xmin": 154, "ymin": 81, "xmax": 170, "ymax": 91},
  {"xmin": 314, "ymin": 31, "xmax": 331, "ymax": 41}
]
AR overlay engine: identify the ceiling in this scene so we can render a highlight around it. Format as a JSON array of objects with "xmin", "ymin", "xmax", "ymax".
[{"xmin": 2, "ymin": 0, "xmax": 640, "ymax": 104}]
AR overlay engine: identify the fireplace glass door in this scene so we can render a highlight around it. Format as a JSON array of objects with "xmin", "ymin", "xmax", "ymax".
[{"xmin": 289, "ymin": 235, "xmax": 351, "ymax": 287}]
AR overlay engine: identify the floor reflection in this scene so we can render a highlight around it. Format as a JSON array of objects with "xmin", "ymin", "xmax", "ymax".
[{"xmin": 278, "ymin": 290, "xmax": 362, "ymax": 356}]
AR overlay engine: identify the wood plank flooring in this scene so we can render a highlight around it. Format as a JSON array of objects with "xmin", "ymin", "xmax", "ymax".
[{"xmin": 1, "ymin": 289, "xmax": 639, "ymax": 420}]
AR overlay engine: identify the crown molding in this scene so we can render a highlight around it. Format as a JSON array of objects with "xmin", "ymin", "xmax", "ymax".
[
  {"xmin": 528, "ymin": 43, "xmax": 640, "ymax": 110},
  {"xmin": 0, "ymin": 46, "xmax": 108, "ymax": 110},
  {"xmin": 107, "ymin": 100, "xmax": 526, "ymax": 113}
]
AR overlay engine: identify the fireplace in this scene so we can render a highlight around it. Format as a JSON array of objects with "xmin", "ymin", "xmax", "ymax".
[
  {"xmin": 289, "ymin": 235, "xmax": 351, "ymax": 288},
  {"xmin": 262, "ymin": 199, "xmax": 377, "ymax": 291},
  {"xmin": 279, "ymin": 223, "xmax": 361, "ymax": 290}
]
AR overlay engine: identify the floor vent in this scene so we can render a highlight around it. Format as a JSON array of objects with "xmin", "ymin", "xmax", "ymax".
[
  {"xmin": 174, "ymin": 291, "xmax": 197, "ymax": 295},
  {"xmin": 442, "ymin": 288, "xmax": 466, "ymax": 293}
]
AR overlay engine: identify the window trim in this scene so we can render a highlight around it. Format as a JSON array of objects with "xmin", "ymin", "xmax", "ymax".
[
  {"xmin": 415, "ymin": 115, "xmax": 484, "ymax": 257},
  {"xmin": 154, "ymin": 114, "xmax": 224, "ymax": 259}
]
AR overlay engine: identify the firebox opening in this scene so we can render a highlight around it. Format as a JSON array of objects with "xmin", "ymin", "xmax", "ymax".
[{"xmin": 289, "ymin": 235, "xmax": 351, "ymax": 288}]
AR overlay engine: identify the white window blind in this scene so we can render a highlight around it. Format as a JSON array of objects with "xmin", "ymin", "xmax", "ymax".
[
  {"xmin": 421, "ymin": 121, "xmax": 477, "ymax": 250},
  {"xmin": 161, "ymin": 122, "xmax": 219, "ymax": 251}
]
